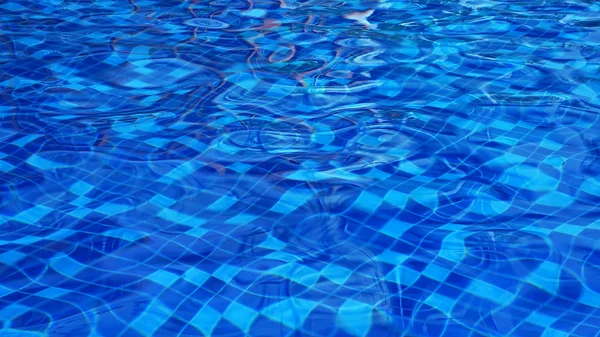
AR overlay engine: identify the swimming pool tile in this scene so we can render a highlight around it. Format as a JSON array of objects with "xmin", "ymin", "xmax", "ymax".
[
  {"xmin": 578, "ymin": 287, "xmax": 600, "ymax": 308},
  {"xmin": 268, "ymin": 264, "xmax": 320, "ymax": 288},
  {"xmin": 35, "ymin": 287, "xmax": 70, "ymax": 299},
  {"xmin": 374, "ymin": 249, "xmax": 409, "ymax": 266},
  {"xmin": 580, "ymin": 178, "xmax": 600, "ymax": 197},
  {"xmin": 157, "ymin": 209, "xmax": 206, "ymax": 228},
  {"xmin": 12, "ymin": 205, "xmax": 53, "ymax": 225},
  {"xmin": 535, "ymin": 191, "xmax": 574, "ymax": 208},
  {"xmin": 0, "ymin": 251, "xmax": 27, "ymax": 265},
  {"xmin": 352, "ymin": 191, "xmax": 383, "ymax": 212},
  {"xmin": 542, "ymin": 328, "xmax": 571, "ymax": 337},
  {"xmin": 422, "ymin": 263, "xmax": 451, "ymax": 282},
  {"xmin": 261, "ymin": 299, "xmax": 318, "ymax": 329},
  {"xmin": 0, "ymin": 304, "xmax": 29, "ymax": 322},
  {"xmin": 384, "ymin": 266, "xmax": 420, "ymax": 287},
  {"xmin": 68, "ymin": 208, "xmax": 93, "ymax": 219},
  {"xmin": 206, "ymin": 196, "xmax": 238, "ymax": 212},
  {"xmin": 553, "ymin": 224, "xmax": 585, "ymax": 236},
  {"xmin": 148, "ymin": 270, "xmax": 179, "ymax": 288},
  {"xmin": 269, "ymin": 188, "xmax": 314, "ymax": 214},
  {"xmin": 212, "ymin": 264, "xmax": 242, "ymax": 284},
  {"xmin": 338, "ymin": 299, "xmax": 373, "ymax": 337},
  {"xmin": 258, "ymin": 236, "xmax": 287, "ymax": 251},
  {"xmin": 1, "ymin": 1, "xmax": 600, "ymax": 336},
  {"xmin": 528, "ymin": 311, "xmax": 558, "ymax": 330},
  {"xmin": 223, "ymin": 302, "xmax": 259, "ymax": 332},
  {"xmin": 320, "ymin": 264, "xmax": 353, "ymax": 285},
  {"xmin": 130, "ymin": 300, "xmax": 171, "ymax": 337},
  {"xmin": 49, "ymin": 254, "xmax": 85, "ymax": 278},
  {"xmin": 527, "ymin": 261, "xmax": 562, "ymax": 295},
  {"xmin": 467, "ymin": 279, "xmax": 515, "ymax": 307},
  {"xmin": 424, "ymin": 292, "xmax": 455, "ymax": 316},
  {"xmin": 94, "ymin": 203, "xmax": 134, "ymax": 216}
]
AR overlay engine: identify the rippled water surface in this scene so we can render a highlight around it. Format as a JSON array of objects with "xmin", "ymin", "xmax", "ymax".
[{"xmin": 2, "ymin": 0, "xmax": 600, "ymax": 336}]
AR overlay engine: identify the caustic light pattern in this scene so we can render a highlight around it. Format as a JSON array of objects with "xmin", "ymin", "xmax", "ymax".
[{"xmin": 2, "ymin": 0, "xmax": 600, "ymax": 337}]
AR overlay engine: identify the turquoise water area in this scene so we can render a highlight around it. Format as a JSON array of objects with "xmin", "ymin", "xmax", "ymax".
[{"xmin": 1, "ymin": 0, "xmax": 600, "ymax": 336}]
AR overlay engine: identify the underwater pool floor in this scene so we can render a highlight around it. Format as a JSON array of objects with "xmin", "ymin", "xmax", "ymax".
[{"xmin": 2, "ymin": 0, "xmax": 600, "ymax": 336}]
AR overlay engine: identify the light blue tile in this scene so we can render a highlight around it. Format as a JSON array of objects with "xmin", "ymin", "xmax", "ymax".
[
  {"xmin": 535, "ymin": 191, "xmax": 574, "ymax": 207},
  {"xmin": 0, "ymin": 160, "xmax": 15, "ymax": 172},
  {"xmin": 468, "ymin": 279, "xmax": 515, "ymax": 306},
  {"xmin": 175, "ymin": 136, "xmax": 208, "ymax": 152},
  {"xmin": 145, "ymin": 137, "xmax": 170, "ymax": 147},
  {"xmin": 36, "ymin": 287, "xmax": 69, "ymax": 299},
  {"xmin": 183, "ymin": 268, "xmax": 210, "ymax": 286},
  {"xmin": 186, "ymin": 227, "xmax": 209, "ymax": 238},
  {"xmin": 262, "ymin": 299, "xmax": 318, "ymax": 329},
  {"xmin": 268, "ymin": 264, "xmax": 319, "ymax": 287},
  {"xmin": 469, "ymin": 197, "xmax": 511, "ymax": 216},
  {"xmin": 338, "ymin": 299, "xmax": 373, "ymax": 337},
  {"xmin": 50, "ymin": 254, "xmax": 84, "ymax": 277},
  {"xmin": 225, "ymin": 213, "xmax": 258, "ymax": 225},
  {"xmin": 0, "ymin": 251, "xmax": 27, "ymax": 265},
  {"xmin": 12, "ymin": 134, "xmax": 41, "ymax": 147},
  {"xmin": 130, "ymin": 300, "xmax": 170, "ymax": 336},
  {"xmin": 0, "ymin": 304, "xmax": 29, "ymax": 320},
  {"xmin": 148, "ymin": 270, "xmax": 179, "ymax": 287},
  {"xmin": 149, "ymin": 194, "xmax": 176, "ymax": 208},
  {"xmin": 581, "ymin": 178, "xmax": 600, "ymax": 196},
  {"xmin": 374, "ymin": 249, "xmax": 408, "ymax": 265},
  {"xmin": 573, "ymin": 84, "xmax": 596, "ymax": 97},
  {"xmin": 527, "ymin": 311, "xmax": 557, "ymax": 326},
  {"xmin": 158, "ymin": 209, "xmax": 205, "ymax": 228},
  {"xmin": 13, "ymin": 205, "xmax": 53, "ymax": 224},
  {"xmin": 578, "ymin": 287, "xmax": 600, "ymax": 308},
  {"xmin": 191, "ymin": 305, "xmax": 221, "ymax": 335},
  {"xmin": 69, "ymin": 208, "xmax": 92, "ymax": 219},
  {"xmin": 259, "ymin": 236, "xmax": 287, "ymax": 251},
  {"xmin": 353, "ymin": 191, "xmax": 383, "ymax": 212},
  {"xmin": 69, "ymin": 181, "xmax": 94, "ymax": 195},
  {"xmin": 553, "ymin": 224, "xmax": 583, "ymax": 235},
  {"xmin": 398, "ymin": 160, "xmax": 426, "ymax": 175},
  {"xmin": 270, "ymin": 187, "xmax": 313, "ymax": 214},
  {"xmin": 500, "ymin": 165, "xmax": 559, "ymax": 192},
  {"xmin": 103, "ymin": 228, "xmax": 146, "ymax": 242},
  {"xmin": 213, "ymin": 264, "xmax": 241, "ymax": 283},
  {"xmin": 223, "ymin": 302, "xmax": 258, "ymax": 332},
  {"xmin": 384, "ymin": 266, "xmax": 420, "ymax": 286},
  {"xmin": 206, "ymin": 195, "xmax": 237, "ymax": 212},
  {"xmin": 379, "ymin": 219, "xmax": 412, "ymax": 239},
  {"xmin": 45, "ymin": 229, "xmax": 77, "ymax": 240},
  {"xmin": 95, "ymin": 203, "xmax": 133, "ymax": 215},
  {"xmin": 411, "ymin": 187, "xmax": 438, "ymax": 209},
  {"xmin": 527, "ymin": 261, "xmax": 560, "ymax": 295},
  {"xmin": 70, "ymin": 196, "xmax": 92, "ymax": 206},
  {"xmin": 541, "ymin": 328, "xmax": 570, "ymax": 337},
  {"xmin": 321, "ymin": 264, "xmax": 352, "ymax": 285},
  {"xmin": 422, "ymin": 263, "xmax": 451, "ymax": 281},
  {"xmin": 126, "ymin": 79, "xmax": 149, "ymax": 89},
  {"xmin": 424, "ymin": 292, "xmax": 454, "ymax": 315},
  {"xmin": 158, "ymin": 162, "xmax": 197, "ymax": 183}
]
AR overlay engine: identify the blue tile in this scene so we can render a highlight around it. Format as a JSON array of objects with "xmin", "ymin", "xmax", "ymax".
[
  {"xmin": 190, "ymin": 305, "xmax": 221, "ymax": 336},
  {"xmin": 69, "ymin": 181, "xmax": 94, "ymax": 196},
  {"xmin": 223, "ymin": 302, "xmax": 259, "ymax": 332},
  {"xmin": 2, "ymin": 1, "xmax": 600, "ymax": 336},
  {"xmin": 148, "ymin": 270, "xmax": 179, "ymax": 288}
]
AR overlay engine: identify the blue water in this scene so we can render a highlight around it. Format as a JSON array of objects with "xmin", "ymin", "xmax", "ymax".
[{"xmin": 2, "ymin": 0, "xmax": 600, "ymax": 336}]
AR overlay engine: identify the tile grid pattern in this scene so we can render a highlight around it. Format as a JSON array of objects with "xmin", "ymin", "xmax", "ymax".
[{"xmin": 2, "ymin": 0, "xmax": 600, "ymax": 336}]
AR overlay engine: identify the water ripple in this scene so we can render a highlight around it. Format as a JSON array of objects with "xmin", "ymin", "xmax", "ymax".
[{"xmin": 1, "ymin": 0, "xmax": 600, "ymax": 337}]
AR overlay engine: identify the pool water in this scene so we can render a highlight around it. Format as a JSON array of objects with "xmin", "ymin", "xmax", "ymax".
[{"xmin": 2, "ymin": 0, "xmax": 600, "ymax": 336}]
